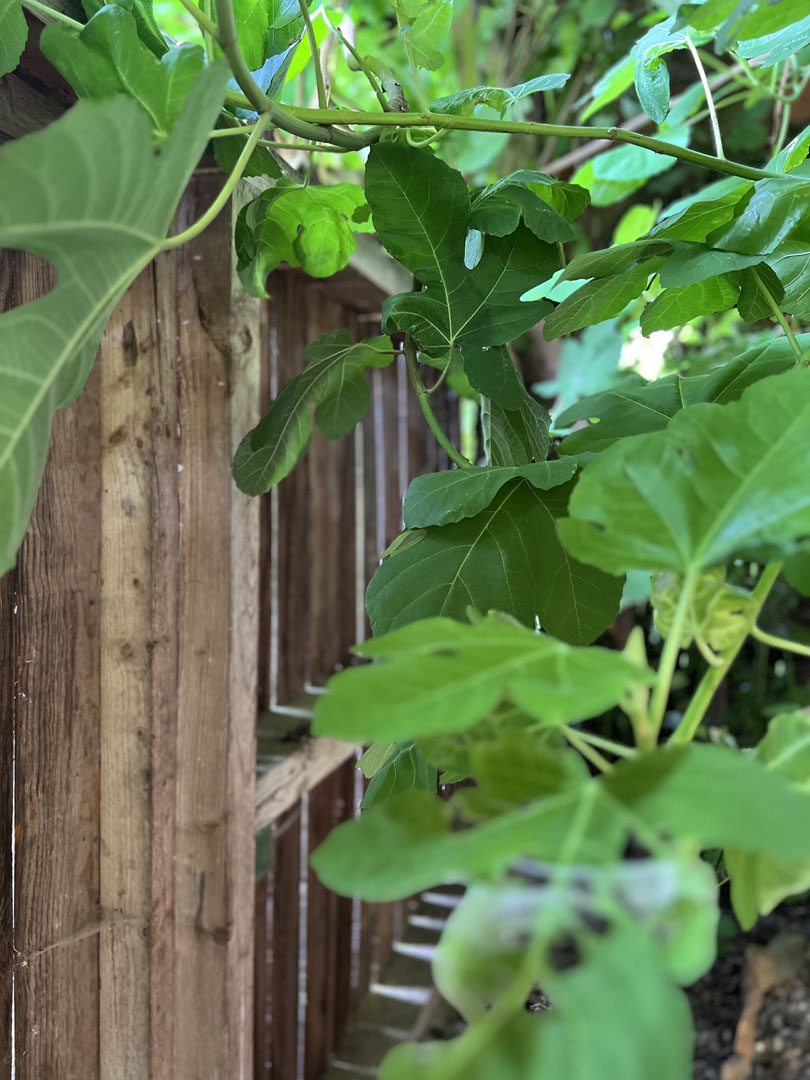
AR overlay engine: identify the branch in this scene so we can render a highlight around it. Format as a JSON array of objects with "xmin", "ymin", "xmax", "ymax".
[
  {"xmin": 752, "ymin": 268, "xmax": 805, "ymax": 364},
  {"xmin": 684, "ymin": 31, "xmax": 724, "ymax": 159},
  {"xmin": 297, "ymin": 0, "xmax": 327, "ymax": 110}
]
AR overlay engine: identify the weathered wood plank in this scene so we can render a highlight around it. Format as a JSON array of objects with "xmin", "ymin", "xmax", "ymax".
[
  {"xmin": 98, "ymin": 264, "xmax": 156, "ymax": 1078},
  {"xmin": 304, "ymin": 772, "xmax": 341, "ymax": 1080},
  {"xmin": 255, "ymin": 738, "xmax": 358, "ymax": 833},
  {"xmin": 4, "ymin": 251, "xmax": 102, "ymax": 1079},
  {"xmin": 172, "ymin": 176, "xmax": 258, "ymax": 1080},
  {"xmin": 269, "ymin": 805, "xmax": 301, "ymax": 1080}
]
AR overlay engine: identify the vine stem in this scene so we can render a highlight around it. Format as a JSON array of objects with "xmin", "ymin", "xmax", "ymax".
[
  {"xmin": 297, "ymin": 0, "xmax": 327, "ymax": 110},
  {"xmin": 684, "ymin": 32, "xmax": 724, "ymax": 159},
  {"xmin": 751, "ymin": 624, "xmax": 810, "ymax": 657},
  {"xmin": 752, "ymin": 268, "xmax": 805, "ymax": 363},
  {"xmin": 176, "ymin": 0, "xmax": 218, "ymax": 37},
  {"xmin": 404, "ymin": 338, "xmax": 474, "ymax": 469},
  {"xmin": 163, "ymin": 114, "xmax": 269, "ymax": 248},
  {"xmin": 22, "ymin": 0, "xmax": 82, "ymax": 27},
  {"xmin": 277, "ymin": 107, "xmax": 774, "ymax": 181},
  {"xmin": 669, "ymin": 562, "xmax": 783, "ymax": 746},
  {"xmin": 326, "ymin": 19, "xmax": 390, "ymax": 112},
  {"xmin": 648, "ymin": 570, "xmax": 698, "ymax": 741}
]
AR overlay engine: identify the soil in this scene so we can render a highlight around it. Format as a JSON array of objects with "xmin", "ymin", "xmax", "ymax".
[{"xmin": 689, "ymin": 899, "xmax": 810, "ymax": 1080}]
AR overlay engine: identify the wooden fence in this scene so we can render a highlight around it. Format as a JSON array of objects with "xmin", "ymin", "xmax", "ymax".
[
  {"xmin": 1, "ymin": 23, "xmax": 460, "ymax": 1073},
  {"xmin": 1, "ymin": 97, "xmax": 457, "ymax": 1080}
]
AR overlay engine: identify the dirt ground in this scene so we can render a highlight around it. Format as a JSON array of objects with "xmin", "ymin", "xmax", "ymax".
[{"xmin": 690, "ymin": 899, "xmax": 810, "ymax": 1080}]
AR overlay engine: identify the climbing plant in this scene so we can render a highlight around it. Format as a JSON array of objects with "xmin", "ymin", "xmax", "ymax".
[{"xmin": 3, "ymin": 0, "xmax": 810, "ymax": 1073}]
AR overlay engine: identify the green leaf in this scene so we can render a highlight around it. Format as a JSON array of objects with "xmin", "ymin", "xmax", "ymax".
[
  {"xmin": 640, "ymin": 274, "xmax": 740, "ymax": 334},
  {"xmin": 738, "ymin": 12, "xmax": 810, "ymax": 68},
  {"xmin": 393, "ymin": 0, "xmax": 452, "ymax": 70},
  {"xmin": 0, "ymin": 63, "xmax": 229, "ymax": 576},
  {"xmin": 709, "ymin": 176, "xmax": 810, "ymax": 256},
  {"xmin": 470, "ymin": 174, "xmax": 575, "ymax": 244},
  {"xmin": 41, "ymin": 7, "xmax": 204, "ymax": 142},
  {"xmin": 367, "ymin": 479, "xmax": 624, "ymax": 644},
  {"xmin": 315, "ymin": 614, "xmax": 647, "ymax": 743},
  {"xmin": 361, "ymin": 743, "xmax": 437, "ymax": 809},
  {"xmin": 559, "ymin": 239, "xmax": 671, "ymax": 282},
  {"xmin": 403, "ymin": 460, "xmax": 579, "ymax": 527},
  {"xmin": 651, "ymin": 567, "xmax": 756, "ymax": 651},
  {"xmin": 605, "ymin": 743, "xmax": 810, "ymax": 863},
  {"xmin": 572, "ymin": 127, "xmax": 691, "ymax": 207},
  {"xmin": 234, "ymin": 181, "xmax": 372, "ymax": 295},
  {"xmin": 736, "ymin": 263, "xmax": 785, "ymax": 321},
  {"xmin": 580, "ymin": 54, "xmax": 635, "ymax": 122},
  {"xmin": 366, "ymin": 145, "xmax": 557, "ymax": 350},
  {"xmin": 458, "ymin": 343, "xmax": 525, "ymax": 409},
  {"xmin": 556, "ymin": 335, "xmax": 802, "ymax": 454},
  {"xmin": 659, "ymin": 242, "xmax": 772, "ymax": 288},
  {"xmin": 233, "ymin": 330, "xmax": 393, "ymax": 494},
  {"xmin": 381, "ymin": 888, "xmax": 693, "ymax": 1080},
  {"xmin": 559, "ymin": 369, "xmax": 810, "ymax": 575},
  {"xmin": 784, "ymin": 548, "xmax": 810, "ymax": 595},
  {"xmin": 431, "ymin": 74, "xmax": 570, "ymax": 117},
  {"xmin": 0, "ymin": 0, "xmax": 27, "ymax": 77},
  {"xmin": 311, "ymin": 785, "xmax": 625, "ymax": 901},
  {"xmin": 726, "ymin": 711, "xmax": 810, "ymax": 929},
  {"xmin": 544, "ymin": 258, "xmax": 664, "ymax": 340},
  {"xmin": 634, "ymin": 19, "xmax": 685, "ymax": 125},
  {"xmin": 232, "ymin": 0, "xmax": 274, "ymax": 69},
  {"xmin": 482, "ymin": 394, "xmax": 551, "ymax": 467},
  {"xmin": 82, "ymin": 0, "xmax": 169, "ymax": 57},
  {"xmin": 357, "ymin": 742, "xmax": 398, "ymax": 777},
  {"xmin": 650, "ymin": 192, "xmax": 749, "ymax": 243},
  {"xmin": 434, "ymin": 861, "xmax": 716, "ymax": 1024}
]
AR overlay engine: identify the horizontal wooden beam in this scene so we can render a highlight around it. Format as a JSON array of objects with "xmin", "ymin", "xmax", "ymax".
[{"xmin": 255, "ymin": 738, "xmax": 359, "ymax": 834}]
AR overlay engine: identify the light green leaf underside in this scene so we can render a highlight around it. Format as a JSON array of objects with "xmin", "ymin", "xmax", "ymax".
[
  {"xmin": 314, "ymin": 613, "xmax": 648, "ymax": 742},
  {"xmin": 0, "ymin": 64, "xmax": 229, "ymax": 576},
  {"xmin": 559, "ymin": 370, "xmax": 810, "ymax": 575}
]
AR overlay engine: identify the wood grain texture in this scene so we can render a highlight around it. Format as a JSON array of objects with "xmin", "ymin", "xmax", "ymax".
[
  {"xmin": 0, "ymin": 249, "xmax": 102, "ymax": 1079},
  {"xmin": 1, "ymin": 178, "xmax": 261, "ymax": 1079},
  {"xmin": 269, "ymin": 805, "xmax": 301, "ymax": 1080}
]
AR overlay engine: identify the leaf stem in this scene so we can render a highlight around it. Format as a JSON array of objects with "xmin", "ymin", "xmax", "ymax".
[
  {"xmin": 405, "ymin": 337, "xmax": 474, "ymax": 469},
  {"xmin": 649, "ymin": 570, "xmax": 697, "ymax": 741},
  {"xmin": 21, "ymin": 0, "xmax": 83, "ymax": 28},
  {"xmin": 326, "ymin": 19, "xmax": 390, "ymax": 111},
  {"xmin": 426, "ymin": 348, "xmax": 454, "ymax": 396},
  {"xmin": 752, "ymin": 268, "xmax": 805, "ymax": 363},
  {"xmin": 564, "ymin": 726, "xmax": 613, "ymax": 772},
  {"xmin": 684, "ymin": 31, "xmax": 725, "ymax": 159},
  {"xmin": 750, "ymin": 624, "xmax": 810, "ymax": 657},
  {"xmin": 670, "ymin": 562, "xmax": 783, "ymax": 746},
  {"xmin": 163, "ymin": 113, "xmax": 269, "ymax": 248},
  {"xmin": 176, "ymin": 0, "xmax": 218, "ymax": 37},
  {"xmin": 297, "ymin": 0, "xmax": 327, "ymax": 109},
  {"xmin": 567, "ymin": 727, "xmax": 635, "ymax": 759}
]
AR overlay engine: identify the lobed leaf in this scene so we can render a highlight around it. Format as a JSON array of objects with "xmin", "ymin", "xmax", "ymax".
[
  {"xmin": 233, "ymin": 330, "xmax": 393, "ymax": 494},
  {"xmin": 314, "ymin": 613, "xmax": 648, "ymax": 743},
  {"xmin": 559, "ymin": 369, "xmax": 810, "ymax": 575},
  {"xmin": 367, "ymin": 479, "xmax": 624, "ymax": 644}
]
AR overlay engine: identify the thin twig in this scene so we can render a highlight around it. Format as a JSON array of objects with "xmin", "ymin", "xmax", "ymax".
[
  {"xmin": 684, "ymin": 31, "xmax": 724, "ymax": 158},
  {"xmin": 297, "ymin": 0, "xmax": 327, "ymax": 109}
]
